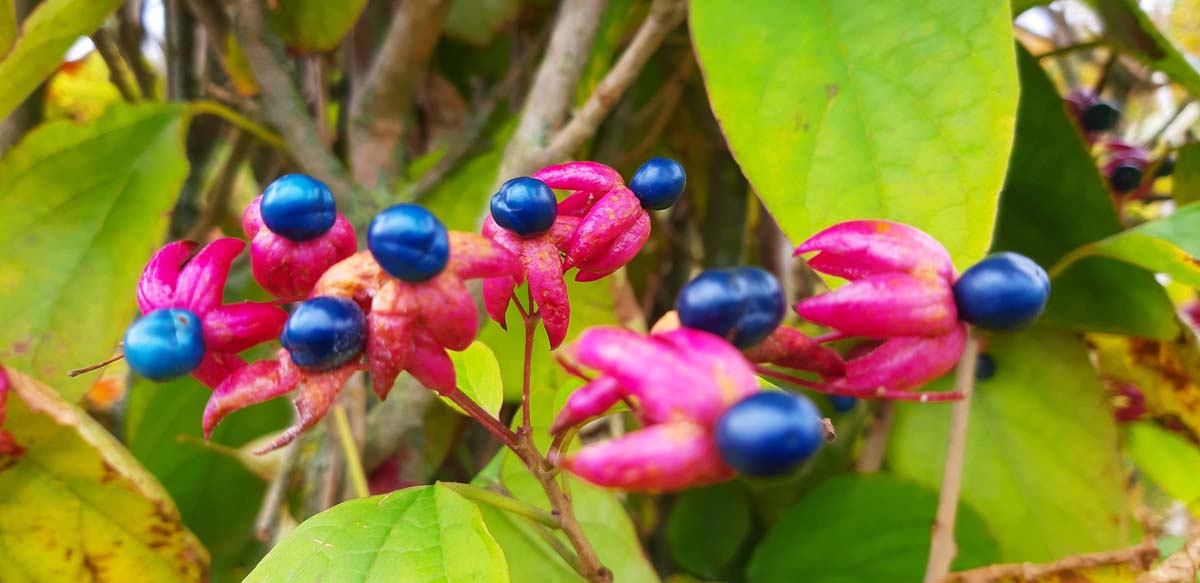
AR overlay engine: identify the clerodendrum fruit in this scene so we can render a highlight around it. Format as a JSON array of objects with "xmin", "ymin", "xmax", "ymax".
[
  {"xmin": 124, "ymin": 308, "xmax": 206, "ymax": 381},
  {"xmin": 975, "ymin": 353, "xmax": 996, "ymax": 380},
  {"xmin": 260, "ymin": 174, "xmax": 337, "ymax": 241},
  {"xmin": 1109, "ymin": 164, "xmax": 1143, "ymax": 193},
  {"xmin": 675, "ymin": 266, "xmax": 785, "ymax": 348},
  {"xmin": 1080, "ymin": 101, "xmax": 1120, "ymax": 132},
  {"xmin": 715, "ymin": 391, "xmax": 824, "ymax": 477},
  {"xmin": 281, "ymin": 297, "xmax": 367, "ymax": 371},
  {"xmin": 491, "ymin": 177, "xmax": 557, "ymax": 237},
  {"xmin": 953, "ymin": 252, "xmax": 1050, "ymax": 331},
  {"xmin": 830, "ymin": 395, "xmax": 856, "ymax": 413},
  {"xmin": 629, "ymin": 157, "xmax": 686, "ymax": 210},
  {"xmin": 367, "ymin": 203, "xmax": 450, "ymax": 282}
]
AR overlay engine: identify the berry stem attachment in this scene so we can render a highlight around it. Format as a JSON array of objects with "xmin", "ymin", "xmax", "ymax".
[
  {"xmin": 441, "ymin": 482, "xmax": 561, "ymax": 529},
  {"xmin": 923, "ymin": 328, "xmax": 981, "ymax": 583},
  {"xmin": 331, "ymin": 402, "xmax": 370, "ymax": 498},
  {"xmin": 67, "ymin": 352, "xmax": 126, "ymax": 377}
]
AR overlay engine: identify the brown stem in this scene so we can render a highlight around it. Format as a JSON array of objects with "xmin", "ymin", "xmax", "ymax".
[
  {"xmin": 67, "ymin": 352, "xmax": 125, "ymax": 377},
  {"xmin": 443, "ymin": 387, "xmax": 520, "ymax": 450},
  {"xmin": 92, "ymin": 28, "xmax": 143, "ymax": 102},
  {"xmin": 524, "ymin": 0, "xmax": 688, "ymax": 171},
  {"xmin": 254, "ymin": 440, "xmax": 299, "ymax": 541},
  {"xmin": 923, "ymin": 330, "xmax": 981, "ymax": 582},
  {"xmin": 497, "ymin": 0, "xmax": 611, "ymax": 183},
  {"xmin": 944, "ymin": 538, "xmax": 1158, "ymax": 583},
  {"xmin": 855, "ymin": 401, "xmax": 894, "ymax": 473},
  {"xmin": 230, "ymin": 0, "xmax": 354, "ymax": 198},
  {"xmin": 348, "ymin": 0, "xmax": 451, "ymax": 186},
  {"xmin": 1137, "ymin": 533, "xmax": 1200, "ymax": 583}
]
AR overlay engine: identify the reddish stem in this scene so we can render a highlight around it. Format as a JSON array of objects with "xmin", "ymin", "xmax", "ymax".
[
  {"xmin": 813, "ymin": 330, "xmax": 849, "ymax": 344},
  {"xmin": 443, "ymin": 387, "xmax": 520, "ymax": 450},
  {"xmin": 755, "ymin": 366, "xmax": 967, "ymax": 402}
]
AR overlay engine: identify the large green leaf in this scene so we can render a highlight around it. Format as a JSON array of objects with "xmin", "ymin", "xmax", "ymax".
[
  {"xmin": 0, "ymin": 0, "xmax": 122, "ymax": 120},
  {"xmin": 1050, "ymin": 203, "xmax": 1200, "ymax": 288},
  {"xmin": 747, "ymin": 475, "xmax": 998, "ymax": 581},
  {"xmin": 0, "ymin": 104, "xmax": 189, "ymax": 399},
  {"xmin": 125, "ymin": 375, "xmax": 290, "ymax": 583},
  {"xmin": 668, "ymin": 482, "xmax": 752, "ymax": 580},
  {"xmin": 1091, "ymin": 0, "xmax": 1200, "ymax": 98},
  {"xmin": 0, "ymin": 369, "xmax": 208, "ymax": 582},
  {"xmin": 690, "ymin": 0, "xmax": 1019, "ymax": 268},
  {"xmin": 1172, "ymin": 142, "xmax": 1200, "ymax": 205},
  {"xmin": 992, "ymin": 46, "xmax": 1175, "ymax": 338},
  {"xmin": 268, "ymin": 0, "xmax": 368, "ymax": 54},
  {"xmin": 1124, "ymin": 421, "xmax": 1200, "ymax": 516},
  {"xmin": 445, "ymin": 340, "xmax": 504, "ymax": 417},
  {"xmin": 245, "ymin": 484, "xmax": 510, "ymax": 582},
  {"xmin": 889, "ymin": 328, "xmax": 1135, "ymax": 562}
]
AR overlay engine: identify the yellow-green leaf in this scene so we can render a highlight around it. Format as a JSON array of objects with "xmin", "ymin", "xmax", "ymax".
[
  {"xmin": 445, "ymin": 340, "xmax": 504, "ymax": 417},
  {"xmin": 245, "ymin": 484, "xmax": 510, "ymax": 583},
  {"xmin": 690, "ymin": 0, "xmax": 1019, "ymax": 269},
  {"xmin": 1124, "ymin": 421, "xmax": 1200, "ymax": 516},
  {"xmin": 1050, "ymin": 203, "xmax": 1200, "ymax": 289},
  {"xmin": 1172, "ymin": 142, "xmax": 1200, "ymax": 205},
  {"xmin": 0, "ymin": 0, "xmax": 122, "ymax": 120},
  {"xmin": 0, "ymin": 104, "xmax": 189, "ymax": 400},
  {"xmin": 0, "ymin": 369, "xmax": 209, "ymax": 582},
  {"xmin": 268, "ymin": 0, "xmax": 368, "ymax": 54},
  {"xmin": 0, "ymin": 1, "xmax": 15, "ymax": 57}
]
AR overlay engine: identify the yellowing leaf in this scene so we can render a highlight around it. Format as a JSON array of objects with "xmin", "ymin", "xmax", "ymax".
[
  {"xmin": 0, "ymin": 369, "xmax": 209, "ymax": 582},
  {"xmin": 1091, "ymin": 330, "xmax": 1200, "ymax": 443},
  {"xmin": 44, "ymin": 52, "xmax": 123, "ymax": 122}
]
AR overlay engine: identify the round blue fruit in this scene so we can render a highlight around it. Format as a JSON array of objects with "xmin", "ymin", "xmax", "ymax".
[
  {"xmin": 715, "ymin": 392, "xmax": 824, "ymax": 477},
  {"xmin": 124, "ymin": 308, "xmax": 206, "ymax": 381},
  {"xmin": 1080, "ymin": 102, "xmax": 1120, "ymax": 132},
  {"xmin": 830, "ymin": 395, "xmax": 857, "ymax": 413},
  {"xmin": 676, "ymin": 266, "xmax": 785, "ymax": 348},
  {"xmin": 975, "ymin": 353, "xmax": 996, "ymax": 381},
  {"xmin": 260, "ymin": 174, "xmax": 337, "ymax": 241},
  {"xmin": 367, "ymin": 204, "xmax": 450, "ymax": 282},
  {"xmin": 630, "ymin": 157, "xmax": 686, "ymax": 210},
  {"xmin": 953, "ymin": 252, "xmax": 1050, "ymax": 331},
  {"xmin": 491, "ymin": 177, "xmax": 557, "ymax": 237},
  {"xmin": 1109, "ymin": 164, "xmax": 1143, "ymax": 193},
  {"xmin": 280, "ymin": 297, "xmax": 367, "ymax": 371},
  {"xmin": 1157, "ymin": 156, "xmax": 1176, "ymax": 178}
]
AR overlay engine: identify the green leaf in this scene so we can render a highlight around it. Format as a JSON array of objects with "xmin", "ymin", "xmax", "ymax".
[
  {"xmin": 1050, "ymin": 203, "xmax": 1200, "ymax": 289},
  {"xmin": 992, "ymin": 46, "xmax": 1175, "ymax": 338},
  {"xmin": 267, "ymin": 0, "xmax": 368, "ymax": 54},
  {"xmin": 747, "ymin": 474, "xmax": 998, "ymax": 581},
  {"xmin": 470, "ymin": 502, "xmax": 580, "ymax": 583},
  {"xmin": 445, "ymin": 340, "xmax": 504, "ymax": 417},
  {"xmin": 245, "ymin": 484, "xmax": 510, "ymax": 583},
  {"xmin": 0, "ymin": 0, "xmax": 122, "ymax": 120},
  {"xmin": 1090, "ymin": 0, "xmax": 1200, "ymax": 98},
  {"xmin": 668, "ymin": 482, "xmax": 752, "ymax": 579},
  {"xmin": 1173, "ymin": 143, "xmax": 1200, "ymax": 205},
  {"xmin": 0, "ymin": 104, "xmax": 190, "ymax": 399},
  {"xmin": 0, "ymin": 1, "xmax": 15, "ymax": 57},
  {"xmin": 125, "ymin": 375, "xmax": 290, "ymax": 582},
  {"xmin": 690, "ymin": 0, "xmax": 1019, "ymax": 268},
  {"xmin": 445, "ymin": 0, "xmax": 521, "ymax": 47},
  {"xmin": 0, "ymin": 369, "xmax": 209, "ymax": 582},
  {"xmin": 1090, "ymin": 331, "xmax": 1200, "ymax": 445},
  {"xmin": 1124, "ymin": 421, "xmax": 1200, "ymax": 516},
  {"xmin": 889, "ymin": 327, "xmax": 1136, "ymax": 562}
]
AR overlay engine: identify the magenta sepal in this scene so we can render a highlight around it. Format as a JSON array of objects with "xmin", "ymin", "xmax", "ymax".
[{"xmin": 243, "ymin": 195, "xmax": 358, "ymax": 298}]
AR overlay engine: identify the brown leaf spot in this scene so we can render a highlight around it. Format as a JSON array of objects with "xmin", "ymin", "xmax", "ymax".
[{"xmin": 826, "ymin": 84, "xmax": 839, "ymax": 99}]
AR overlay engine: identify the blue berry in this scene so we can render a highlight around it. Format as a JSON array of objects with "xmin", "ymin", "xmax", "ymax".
[
  {"xmin": 260, "ymin": 174, "xmax": 337, "ymax": 241},
  {"xmin": 975, "ymin": 353, "xmax": 996, "ymax": 381},
  {"xmin": 830, "ymin": 395, "xmax": 857, "ymax": 413},
  {"xmin": 953, "ymin": 252, "xmax": 1050, "ymax": 331},
  {"xmin": 367, "ymin": 204, "xmax": 450, "ymax": 282},
  {"xmin": 1081, "ymin": 102, "xmax": 1120, "ymax": 132},
  {"xmin": 1157, "ymin": 156, "xmax": 1175, "ymax": 178},
  {"xmin": 491, "ymin": 177, "xmax": 557, "ymax": 237},
  {"xmin": 715, "ymin": 392, "xmax": 824, "ymax": 477},
  {"xmin": 676, "ymin": 266, "xmax": 785, "ymax": 348},
  {"xmin": 630, "ymin": 157, "xmax": 686, "ymax": 210},
  {"xmin": 280, "ymin": 297, "xmax": 367, "ymax": 371},
  {"xmin": 1109, "ymin": 164, "xmax": 1143, "ymax": 193},
  {"xmin": 124, "ymin": 308, "xmax": 206, "ymax": 381}
]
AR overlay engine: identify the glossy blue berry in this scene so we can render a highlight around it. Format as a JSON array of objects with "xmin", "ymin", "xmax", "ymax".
[
  {"xmin": 260, "ymin": 174, "xmax": 337, "ymax": 241},
  {"xmin": 124, "ymin": 308, "xmax": 206, "ymax": 381},
  {"xmin": 1109, "ymin": 164, "xmax": 1143, "ymax": 193},
  {"xmin": 630, "ymin": 157, "xmax": 686, "ymax": 210},
  {"xmin": 975, "ymin": 353, "xmax": 996, "ymax": 381},
  {"xmin": 280, "ymin": 297, "xmax": 367, "ymax": 371},
  {"xmin": 953, "ymin": 252, "xmax": 1050, "ymax": 331},
  {"xmin": 830, "ymin": 395, "xmax": 857, "ymax": 413},
  {"xmin": 367, "ymin": 204, "xmax": 450, "ymax": 282},
  {"xmin": 676, "ymin": 266, "xmax": 785, "ymax": 348},
  {"xmin": 1157, "ymin": 156, "xmax": 1175, "ymax": 178},
  {"xmin": 491, "ymin": 177, "xmax": 557, "ymax": 237},
  {"xmin": 1081, "ymin": 102, "xmax": 1120, "ymax": 133},
  {"xmin": 715, "ymin": 392, "xmax": 824, "ymax": 477}
]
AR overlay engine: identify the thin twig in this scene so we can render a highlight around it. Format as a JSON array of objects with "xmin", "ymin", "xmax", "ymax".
[
  {"xmin": 524, "ymin": 0, "xmax": 688, "ymax": 172},
  {"xmin": 1036, "ymin": 39, "xmax": 1105, "ymax": 60},
  {"xmin": 1094, "ymin": 50, "xmax": 1119, "ymax": 96},
  {"xmin": 92, "ymin": 28, "xmax": 143, "ymax": 102},
  {"xmin": 944, "ymin": 538, "xmax": 1158, "ymax": 583},
  {"xmin": 348, "ymin": 0, "xmax": 451, "ymax": 186},
  {"xmin": 230, "ymin": 0, "xmax": 354, "ymax": 197},
  {"xmin": 1137, "ymin": 533, "xmax": 1200, "ymax": 583},
  {"xmin": 254, "ymin": 440, "xmax": 299, "ymax": 541},
  {"xmin": 443, "ymin": 387, "xmax": 521, "ymax": 450},
  {"xmin": 855, "ymin": 401, "xmax": 894, "ymax": 473},
  {"xmin": 331, "ymin": 403, "xmax": 370, "ymax": 498},
  {"xmin": 441, "ymin": 482, "xmax": 561, "ymax": 529},
  {"xmin": 497, "ymin": 0, "xmax": 611, "ymax": 184},
  {"xmin": 923, "ymin": 330, "xmax": 981, "ymax": 583},
  {"xmin": 67, "ymin": 352, "xmax": 125, "ymax": 377},
  {"xmin": 189, "ymin": 99, "xmax": 287, "ymax": 151}
]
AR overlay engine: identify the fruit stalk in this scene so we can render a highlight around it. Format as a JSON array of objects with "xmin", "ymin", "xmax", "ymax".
[
  {"xmin": 923, "ymin": 329, "xmax": 981, "ymax": 583},
  {"xmin": 331, "ymin": 402, "xmax": 370, "ymax": 498}
]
